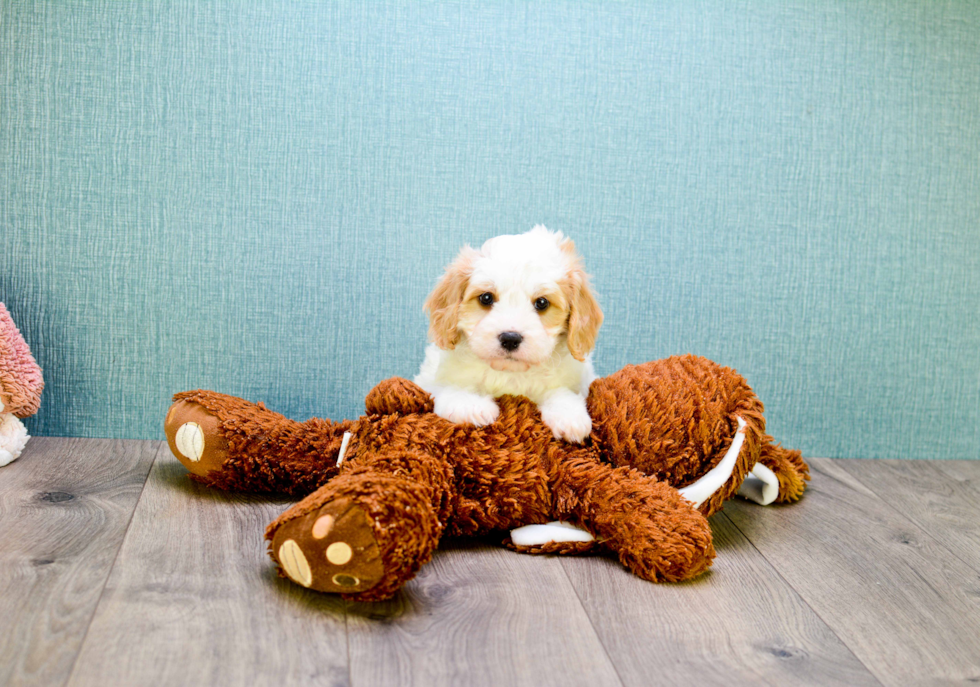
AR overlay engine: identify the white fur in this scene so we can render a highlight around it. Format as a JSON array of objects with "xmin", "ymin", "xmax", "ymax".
[
  {"xmin": 0, "ymin": 413, "xmax": 30, "ymax": 467},
  {"xmin": 415, "ymin": 226, "xmax": 599, "ymax": 443}
]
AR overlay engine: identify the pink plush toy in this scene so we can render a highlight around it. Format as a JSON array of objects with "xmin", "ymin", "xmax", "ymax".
[{"xmin": 0, "ymin": 303, "xmax": 44, "ymax": 466}]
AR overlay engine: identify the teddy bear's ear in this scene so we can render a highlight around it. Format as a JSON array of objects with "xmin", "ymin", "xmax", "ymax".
[
  {"xmin": 0, "ymin": 303, "xmax": 44, "ymax": 418},
  {"xmin": 423, "ymin": 246, "xmax": 478, "ymax": 350},
  {"xmin": 365, "ymin": 378, "xmax": 434, "ymax": 416}
]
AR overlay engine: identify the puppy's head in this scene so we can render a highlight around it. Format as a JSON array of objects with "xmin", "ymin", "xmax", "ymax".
[{"xmin": 424, "ymin": 226, "xmax": 602, "ymax": 372}]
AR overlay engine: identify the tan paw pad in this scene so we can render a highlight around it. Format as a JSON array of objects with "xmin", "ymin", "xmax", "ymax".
[
  {"xmin": 164, "ymin": 401, "xmax": 229, "ymax": 477},
  {"xmin": 326, "ymin": 541, "xmax": 353, "ymax": 565},
  {"xmin": 312, "ymin": 514, "xmax": 335, "ymax": 539},
  {"xmin": 277, "ymin": 539, "xmax": 312, "ymax": 588},
  {"xmin": 332, "ymin": 574, "xmax": 360, "ymax": 588},
  {"xmin": 174, "ymin": 422, "xmax": 204, "ymax": 462}
]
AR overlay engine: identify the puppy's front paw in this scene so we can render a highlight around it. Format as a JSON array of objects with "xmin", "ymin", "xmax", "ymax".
[
  {"xmin": 539, "ymin": 395, "xmax": 592, "ymax": 443},
  {"xmin": 434, "ymin": 391, "xmax": 500, "ymax": 427}
]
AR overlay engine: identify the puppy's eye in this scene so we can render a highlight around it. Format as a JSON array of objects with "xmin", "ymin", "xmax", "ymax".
[
  {"xmin": 533, "ymin": 297, "xmax": 550, "ymax": 312},
  {"xmin": 478, "ymin": 292, "xmax": 495, "ymax": 307}
]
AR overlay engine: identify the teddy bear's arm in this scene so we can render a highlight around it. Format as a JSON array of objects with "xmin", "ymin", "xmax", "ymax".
[
  {"xmin": 165, "ymin": 390, "xmax": 353, "ymax": 496},
  {"xmin": 551, "ymin": 455, "xmax": 716, "ymax": 583}
]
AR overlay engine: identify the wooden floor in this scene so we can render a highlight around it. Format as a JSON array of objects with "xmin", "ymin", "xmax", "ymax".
[{"xmin": 2, "ymin": 439, "xmax": 980, "ymax": 686}]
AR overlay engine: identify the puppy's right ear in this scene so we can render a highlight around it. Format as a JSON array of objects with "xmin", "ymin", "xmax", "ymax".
[{"xmin": 424, "ymin": 247, "xmax": 477, "ymax": 349}]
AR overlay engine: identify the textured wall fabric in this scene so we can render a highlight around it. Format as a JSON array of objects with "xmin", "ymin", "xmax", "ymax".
[{"xmin": 1, "ymin": 1, "xmax": 978, "ymax": 459}]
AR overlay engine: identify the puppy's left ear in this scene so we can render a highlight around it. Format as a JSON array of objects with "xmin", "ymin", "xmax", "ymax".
[{"xmin": 560, "ymin": 242, "xmax": 603, "ymax": 362}]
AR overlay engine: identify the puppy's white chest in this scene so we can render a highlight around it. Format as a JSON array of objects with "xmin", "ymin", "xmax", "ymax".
[{"xmin": 427, "ymin": 343, "xmax": 587, "ymax": 402}]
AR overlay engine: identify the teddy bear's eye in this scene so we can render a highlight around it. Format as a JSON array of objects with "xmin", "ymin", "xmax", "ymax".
[
  {"xmin": 533, "ymin": 297, "xmax": 550, "ymax": 312},
  {"xmin": 478, "ymin": 292, "xmax": 495, "ymax": 307}
]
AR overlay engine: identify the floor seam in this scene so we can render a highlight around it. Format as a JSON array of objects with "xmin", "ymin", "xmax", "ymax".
[
  {"xmin": 59, "ymin": 439, "xmax": 163, "ymax": 687},
  {"xmin": 558, "ymin": 558, "xmax": 629, "ymax": 687},
  {"xmin": 719, "ymin": 507, "xmax": 887, "ymax": 687}
]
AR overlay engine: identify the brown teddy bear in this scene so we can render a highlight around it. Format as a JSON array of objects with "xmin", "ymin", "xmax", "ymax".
[{"xmin": 164, "ymin": 355, "xmax": 808, "ymax": 601}]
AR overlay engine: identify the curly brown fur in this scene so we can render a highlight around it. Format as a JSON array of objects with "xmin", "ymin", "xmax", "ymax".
[
  {"xmin": 365, "ymin": 377, "xmax": 434, "ymax": 416},
  {"xmin": 168, "ymin": 355, "xmax": 808, "ymax": 600},
  {"xmin": 169, "ymin": 390, "xmax": 350, "ymax": 496},
  {"xmin": 551, "ymin": 451, "xmax": 715, "ymax": 581},
  {"xmin": 262, "ymin": 386, "xmax": 722, "ymax": 599},
  {"xmin": 266, "ymin": 443, "xmax": 455, "ymax": 601},
  {"xmin": 588, "ymin": 355, "xmax": 766, "ymax": 516},
  {"xmin": 506, "ymin": 540, "xmax": 600, "ymax": 556},
  {"xmin": 758, "ymin": 443, "xmax": 810, "ymax": 503}
]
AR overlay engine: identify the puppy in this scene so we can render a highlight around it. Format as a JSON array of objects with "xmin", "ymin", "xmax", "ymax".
[{"xmin": 415, "ymin": 226, "xmax": 603, "ymax": 443}]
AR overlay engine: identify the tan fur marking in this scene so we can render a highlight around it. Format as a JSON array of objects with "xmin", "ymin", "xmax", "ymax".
[
  {"xmin": 423, "ymin": 247, "xmax": 479, "ymax": 349},
  {"xmin": 536, "ymin": 292, "xmax": 569, "ymax": 336},
  {"xmin": 559, "ymin": 253, "xmax": 603, "ymax": 361}
]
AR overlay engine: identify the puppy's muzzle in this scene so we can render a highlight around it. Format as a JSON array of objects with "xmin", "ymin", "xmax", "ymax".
[{"xmin": 498, "ymin": 331, "xmax": 523, "ymax": 351}]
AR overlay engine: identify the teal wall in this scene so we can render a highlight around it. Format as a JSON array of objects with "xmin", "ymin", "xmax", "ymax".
[{"xmin": 2, "ymin": 1, "xmax": 978, "ymax": 459}]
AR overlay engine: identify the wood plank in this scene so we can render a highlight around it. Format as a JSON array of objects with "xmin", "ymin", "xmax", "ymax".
[
  {"xmin": 66, "ymin": 453, "xmax": 350, "ymax": 687},
  {"xmin": 836, "ymin": 459, "xmax": 980, "ymax": 574},
  {"xmin": 0, "ymin": 437, "xmax": 159, "ymax": 687},
  {"xmin": 724, "ymin": 457, "xmax": 980, "ymax": 686},
  {"xmin": 345, "ymin": 538, "xmax": 624, "ymax": 687},
  {"xmin": 560, "ymin": 511, "xmax": 879, "ymax": 686},
  {"xmin": 929, "ymin": 458, "xmax": 980, "ymax": 491}
]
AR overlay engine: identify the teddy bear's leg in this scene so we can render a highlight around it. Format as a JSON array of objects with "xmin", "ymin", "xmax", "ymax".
[
  {"xmin": 164, "ymin": 390, "xmax": 352, "ymax": 496},
  {"xmin": 552, "ymin": 456, "xmax": 716, "ymax": 583},
  {"xmin": 266, "ymin": 445, "xmax": 455, "ymax": 600},
  {"xmin": 588, "ymin": 355, "xmax": 767, "ymax": 517}
]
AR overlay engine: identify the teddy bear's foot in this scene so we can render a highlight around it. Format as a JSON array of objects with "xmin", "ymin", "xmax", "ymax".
[
  {"xmin": 266, "ymin": 449, "xmax": 451, "ymax": 601},
  {"xmin": 269, "ymin": 498, "xmax": 386, "ymax": 594},
  {"xmin": 604, "ymin": 490, "xmax": 715, "ymax": 583},
  {"xmin": 164, "ymin": 398, "xmax": 230, "ymax": 478}
]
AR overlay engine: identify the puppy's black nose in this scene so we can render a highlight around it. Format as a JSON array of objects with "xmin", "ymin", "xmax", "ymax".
[{"xmin": 498, "ymin": 331, "xmax": 523, "ymax": 351}]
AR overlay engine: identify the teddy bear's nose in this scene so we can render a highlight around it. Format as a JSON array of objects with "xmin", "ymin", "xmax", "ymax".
[{"xmin": 498, "ymin": 331, "xmax": 523, "ymax": 351}]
